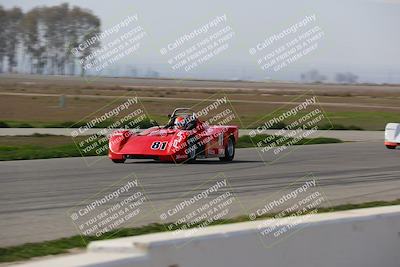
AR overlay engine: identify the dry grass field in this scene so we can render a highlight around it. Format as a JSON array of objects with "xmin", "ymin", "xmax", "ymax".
[{"xmin": 1, "ymin": 74, "xmax": 400, "ymax": 130}]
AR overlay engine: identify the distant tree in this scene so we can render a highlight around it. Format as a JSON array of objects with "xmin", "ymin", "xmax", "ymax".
[
  {"xmin": 68, "ymin": 6, "xmax": 101, "ymax": 76},
  {"xmin": 0, "ymin": 3, "xmax": 102, "ymax": 75},
  {"xmin": 335, "ymin": 72, "xmax": 358, "ymax": 84},
  {"xmin": 301, "ymin": 69, "xmax": 326, "ymax": 83},
  {"xmin": 146, "ymin": 68, "xmax": 160, "ymax": 78},
  {"xmin": 130, "ymin": 66, "xmax": 138, "ymax": 77},
  {"xmin": 335, "ymin": 73, "xmax": 345, "ymax": 83},
  {"xmin": 20, "ymin": 7, "xmax": 46, "ymax": 73},
  {"xmin": 0, "ymin": 6, "xmax": 6, "ymax": 73},
  {"xmin": 43, "ymin": 4, "xmax": 68, "ymax": 74},
  {"xmin": 4, "ymin": 7, "xmax": 23, "ymax": 73}
]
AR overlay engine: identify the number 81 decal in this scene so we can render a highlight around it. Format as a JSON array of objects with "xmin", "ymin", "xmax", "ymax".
[{"xmin": 151, "ymin": 141, "xmax": 168, "ymax": 150}]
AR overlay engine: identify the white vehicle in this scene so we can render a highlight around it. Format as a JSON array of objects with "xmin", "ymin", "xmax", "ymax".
[{"xmin": 384, "ymin": 123, "xmax": 400, "ymax": 149}]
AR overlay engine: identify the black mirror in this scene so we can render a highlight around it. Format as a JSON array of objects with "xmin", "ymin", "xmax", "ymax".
[{"xmin": 167, "ymin": 114, "xmax": 171, "ymax": 118}]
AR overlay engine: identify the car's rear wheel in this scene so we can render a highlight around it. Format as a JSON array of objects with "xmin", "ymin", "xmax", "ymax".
[
  {"xmin": 112, "ymin": 159, "xmax": 126, "ymax": 163},
  {"xmin": 219, "ymin": 136, "xmax": 235, "ymax": 162},
  {"xmin": 386, "ymin": 145, "xmax": 396, "ymax": 149}
]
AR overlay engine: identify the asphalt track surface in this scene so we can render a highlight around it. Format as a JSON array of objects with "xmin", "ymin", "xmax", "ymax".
[{"xmin": 1, "ymin": 141, "xmax": 400, "ymax": 247}]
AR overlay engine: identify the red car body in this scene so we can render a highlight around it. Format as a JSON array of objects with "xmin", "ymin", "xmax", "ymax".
[{"xmin": 108, "ymin": 116, "xmax": 238, "ymax": 163}]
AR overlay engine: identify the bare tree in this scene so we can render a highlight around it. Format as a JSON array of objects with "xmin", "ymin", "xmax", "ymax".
[
  {"xmin": 4, "ymin": 7, "xmax": 23, "ymax": 73},
  {"xmin": 20, "ymin": 7, "xmax": 47, "ymax": 74},
  {"xmin": 0, "ymin": 6, "xmax": 6, "ymax": 73},
  {"xmin": 68, "ymin": 6, "xmax": 101, "ymax": 76},
  {"xmin": 10, "ymin": 3, "xmax": 102, "ymax": 75},
  {"xmin": 300, "ymin": 69, "xmax": 326, "ymax": 83},
  {"xmin": 335, "ymin": 72, "xmax": 358, "ymax": 84}
]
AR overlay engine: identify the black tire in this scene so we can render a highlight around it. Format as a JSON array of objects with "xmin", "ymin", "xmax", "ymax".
[
  {"xmin": 219, "ymin": 136, "xmax": 235, "ymax": 162},
  {"xmin": 186, "ymin": 135, "xmax": 198, "ymax": 162},
  {"xmin": 386, "ymin": 145, "xmax": 396, "ymax": 149},
  {"xmin": 112, "ymin": 159, "xmax": 126, "ymax": 163}
]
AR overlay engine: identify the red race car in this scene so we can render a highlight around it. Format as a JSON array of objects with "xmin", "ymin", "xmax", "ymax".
[{"xmin": 108, "ymin": 108, "xmax": 238, "ymax": 163}]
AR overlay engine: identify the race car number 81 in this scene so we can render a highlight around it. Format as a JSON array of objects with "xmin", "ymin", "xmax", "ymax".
[{"xmin": 151, "ymin": 141, "xmax": 168, "ymax": 150}]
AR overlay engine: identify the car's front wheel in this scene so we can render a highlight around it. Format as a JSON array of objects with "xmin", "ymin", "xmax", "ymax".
[
  {"xmin": 112, "ymin": 159, "xmax": 126, "ymax": 163},
  {"xmin": 219, "ymin": 136, "xmax": 235, "ymax": 162},
  {"xmin": 386, "ymin": 145, "xmax": 396, "ymax": 149}
]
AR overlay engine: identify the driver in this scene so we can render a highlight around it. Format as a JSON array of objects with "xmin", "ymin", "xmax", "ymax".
[
  {"xmin": 174, "ymin": 116, "xmax": 186, "ymax": 129},
  {"xmin": 174, "ymin": 115, "xmax": 197, "ymax": 130}
]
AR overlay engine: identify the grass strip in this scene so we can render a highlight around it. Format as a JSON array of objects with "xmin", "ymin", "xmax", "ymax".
[{"xmin": 0, "ymin": 135, "xmax": 101, "ymax": 161}]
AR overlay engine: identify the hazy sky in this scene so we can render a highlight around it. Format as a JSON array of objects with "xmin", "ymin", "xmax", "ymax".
[{"xmin": 1, "ymin": 0, "xmax": 399, "ymax": 82}]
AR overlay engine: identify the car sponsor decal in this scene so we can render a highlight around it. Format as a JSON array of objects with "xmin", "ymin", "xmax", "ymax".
[
  {"xmin": 172, "ymin": 132, "xmax": 184, "ymax": 150},
  {"xmin": 175, "ymin": 154, "xmax": 188, "ymax": 160}
]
